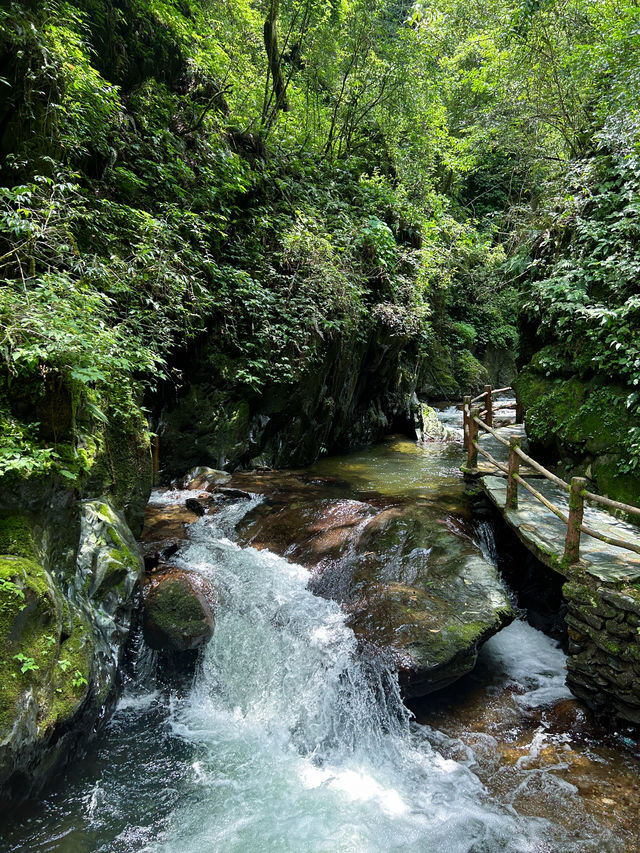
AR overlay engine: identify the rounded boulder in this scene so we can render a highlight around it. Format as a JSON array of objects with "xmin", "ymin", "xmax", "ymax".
[{"xmin": 143, "ymin": 571, "xmax": 215, "ymax": 652}]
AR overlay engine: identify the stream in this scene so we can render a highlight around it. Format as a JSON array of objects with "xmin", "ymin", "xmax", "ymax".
[{"xmin": 2, "ymin": 407, "xmax": 639, "ymax": 852}]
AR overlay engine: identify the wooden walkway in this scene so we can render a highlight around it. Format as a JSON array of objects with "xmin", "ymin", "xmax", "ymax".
[{"xmin": 461, "ymin": 387, "xmax": 640, "ymax": 585}]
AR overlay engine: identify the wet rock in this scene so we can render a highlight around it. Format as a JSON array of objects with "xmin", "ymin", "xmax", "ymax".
[
  {"xmin": 144, "ymin": 551, "xmax": 160, "ymax": 572},
  {"xmin": 180, "ymin": 466, "xmax": 231, "ymax": 491},
  {"xmin": 214, "ymin": 487, "xmax": 253, "ymax": 501},
  {"xmin": 414, "ymin": 402, "xmax": 447, "ymax": 443},
  {"xmin": 238, "ymin": 483, "xmax": 513, "ymax": 697},
  {"xmin": 347, "ymin": 510, "xmax": 514, "ymax": 697},
  {"xmin": 185, "ymin": 497, "xmax": 206, "ymax": 516},
  {"xmin": 143, "ymin": 571, "xmax": 215, "ymax": 652},
  {"xmin": 141, "ymin": 502, "xmax": 196, "ymax": 545},
  {"xmin": 0, "ymin": 501, "xmax": 143, "ymax": 805},
  {"xmin": 161, "ymin": 541, "xmax": 181, "ymax": 559}
]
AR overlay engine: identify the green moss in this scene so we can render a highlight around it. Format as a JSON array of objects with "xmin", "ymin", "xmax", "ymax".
[
  {"xmin": 445, "ymin": 620, "xmax": 487, "ymax": 645},
  {"xmin": 0, "ymin": 515, "xmax": 37, "ymax": 560},
  {"xmin": 41, "ymin": 612, "xmax": 94, "ymax": 731},
  {"xmin": 592, "ymin": 455, "xmax": 640, "ymax": 508},
  {"xmin": 514, "ymin": 365, "xmax": 553, "ymax": 411},
  {"xmin": 0, "ymin": 555, "xmax": 61, "ymax": 737},
  {"xmin": 419, "ymin": 339, "xmax": 459, "ymax": 398}
]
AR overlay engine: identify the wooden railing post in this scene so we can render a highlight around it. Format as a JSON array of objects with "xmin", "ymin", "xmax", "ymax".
[
  {"xmin": 463, "ymin": 395, "xmax": 471, "ymax": 450},
  {"xmin": 485, "ymin": 384, "xmax": 493, "ymax": 427},
  {"xmin": 467, "ymin": 407, "xmax": 480, "ymax": 468},
  {"xmin": 564, "ymin": 476, "xmax": 586, "ymax": 564},
  {"xmin": 515, "ymin": 393, "xmax": 524, "ymax": 424},
  {"xmin": 506, "ymin": 436, "xmax": 521, "ymax": 509}
]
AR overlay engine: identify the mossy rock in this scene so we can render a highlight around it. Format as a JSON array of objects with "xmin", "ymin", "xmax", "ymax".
[
  {"xmin": 592, "ymin": 455, "xmax": 640, "ymax": 509},
  {"xmin": 143, "ymin": 572, "xmax": 215, "ymax": 652},
  {"xmin": 0, "ymin": 498, "xmax": 144, "ymax": 803},
  {"xmin": 414, "ymin": 403, "xmax": 446, "ymax": 442},
  {"xmin": 418, "ymin": 339, "xmax": 459, "ymax": 399},
  {"xmin": 0, "ymin": 515, "xmax": 38, "ymax": 560},
  {"xmin": 0, "ymin": 555, "xmax": 93, "ymax": 776},
  {"xmin": 349, "ymin": 507, "xmax": 514, "ymax": 697},
  {"xmin": 515, "ymin": 365, "xmax": 555, "ymax": 412}
]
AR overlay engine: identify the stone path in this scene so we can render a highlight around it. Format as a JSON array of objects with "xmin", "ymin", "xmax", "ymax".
[{"xmin": 474, "ymin": 426, "xmax": 640, "ymax": 584}]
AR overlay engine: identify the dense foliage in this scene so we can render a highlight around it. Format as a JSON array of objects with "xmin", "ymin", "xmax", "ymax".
[{"xmin": 1, "ymin": 0, "xmax": 639, "ymax": 482}]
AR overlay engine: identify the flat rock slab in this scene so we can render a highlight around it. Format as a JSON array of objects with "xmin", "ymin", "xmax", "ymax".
[{"xmin": 483, "ymin": 475, "xmax": 640, "ymax": 583}]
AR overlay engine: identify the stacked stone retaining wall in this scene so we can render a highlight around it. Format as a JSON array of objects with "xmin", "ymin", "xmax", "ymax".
[{"xmin": 564, "ymin": 580, "xmax": 640, "ymax": 724}]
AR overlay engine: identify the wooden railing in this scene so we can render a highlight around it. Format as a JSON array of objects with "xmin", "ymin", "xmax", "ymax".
[{"xmin": 462, "ymin": 386, "xmax": 640, "ymax": 566}]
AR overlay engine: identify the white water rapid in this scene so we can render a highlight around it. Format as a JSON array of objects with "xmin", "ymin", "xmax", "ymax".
[{"xmin": 136, "ymin": 501, "xmax": 550, "ymax": 853}]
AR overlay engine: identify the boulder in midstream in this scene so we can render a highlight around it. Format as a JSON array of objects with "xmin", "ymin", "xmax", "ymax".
[
  {"xmin": 143, "ymin": 570, "xmax": 215, "ymax": 652},
  {"xmin": 235, "ymin": 473, "xmax": 514, "ymax": 697}
]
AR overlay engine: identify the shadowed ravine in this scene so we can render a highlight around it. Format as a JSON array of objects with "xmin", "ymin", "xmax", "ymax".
[{"xmin": 2, "ymin": 415, "xmax": 638, "ymax": 852}]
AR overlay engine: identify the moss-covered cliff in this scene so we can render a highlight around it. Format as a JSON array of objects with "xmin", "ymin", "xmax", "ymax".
[{"xmin": 517, "ymin": 354, "xmax": 640, "ymax": 507}]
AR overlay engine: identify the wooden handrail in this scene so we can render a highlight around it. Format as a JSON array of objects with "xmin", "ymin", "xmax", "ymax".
[
  {"xmin": 462, "ymin": 385, "xmax": 640, "ymax": 564},
  {"xmin": 513, "ymin": 445, "xmax": 570, "ymax": 492},
  {"xmin": 472, "ymin": 415, "xmax": 510, "ymax": 446},
  {"xmin": 584, "ymin": 489, "xmax": 640, "ymax": 518},
  {"xmin": 473, "ymin": 440, "xmax": 509, "ymax": 475}
]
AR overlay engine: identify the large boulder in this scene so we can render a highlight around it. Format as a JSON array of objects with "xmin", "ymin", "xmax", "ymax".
[
  {"xmin": 414, "ymin": 402, "xmax": 447, "ymax": 443},
  {"xmin": 143, "ymin": 571, "xmax": 215, "ymax": 652},
  {"xmin": 236, "ymin": 476, "xmax": 514, "ymax": 697},
  {"xmin": 347, "ymin": 507, "xmax": 514, "ymax": 696}
]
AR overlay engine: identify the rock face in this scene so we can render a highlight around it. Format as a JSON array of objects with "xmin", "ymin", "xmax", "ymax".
[
  {"xmin": 143, "ymin": 571, "xmax": 215, "ymax": 652},
  {"xmin": 0, "ymin": 500, "xmax": 144, "ymax": 805},
  {"xmin": 0, "ymin": 397, "xmax": 153, "ymax": 806},
  {"xmin": 414, "ymin": 402, "xmax": 447, "ymax": 443},
  {"xmin": 158, "ymin": 322, "xmax": 420, "ymax": 478},
  {"xmin": 516, "ymin": 355, "xmax": 640, "ymax": 506}
]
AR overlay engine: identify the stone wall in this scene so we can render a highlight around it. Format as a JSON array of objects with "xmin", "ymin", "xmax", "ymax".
[{"xmin": 564, "ymin": 579, "xmax": 640, "ymax": 725}]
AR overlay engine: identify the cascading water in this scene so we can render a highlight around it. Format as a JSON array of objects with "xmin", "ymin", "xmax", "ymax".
[{"xmin": 142, "ymin": 503, "xmax": 545, "ymax": 853}]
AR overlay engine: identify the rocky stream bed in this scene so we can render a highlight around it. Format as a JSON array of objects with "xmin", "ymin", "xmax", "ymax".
[{"xmin": 1, "ymin": 411, "xmax": 639, "ymax": 852}]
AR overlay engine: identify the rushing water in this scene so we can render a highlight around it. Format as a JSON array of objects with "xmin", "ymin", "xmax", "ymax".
[{"xmin": 2, "ymin": 412, "xmax": 639, "ymax": 852}]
